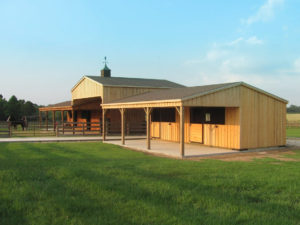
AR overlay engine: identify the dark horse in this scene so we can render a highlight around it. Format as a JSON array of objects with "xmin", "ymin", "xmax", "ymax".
[{"xmin": 7, "ymin": 116, "xmax": 28, "ymax": 131}]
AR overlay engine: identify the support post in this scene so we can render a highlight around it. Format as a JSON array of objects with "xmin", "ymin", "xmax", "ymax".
[
  {"xmin": 61, "ymin": 110, "xmax": 64, "ymax": 125},
  {"xmin": 72, "ymin": 110, "xmax": 75, "ymax": 135},
  {"xmin": 179, "ymin": 106, "xmax": 185, "ymax": 157},
  {"xmin": 39, "ymin": 111, "xmax": 42, "ymax": 129},
  {"xmin": 145, "ymin": 107, "xmax": 152, "ymax": 150},
  {"xmin": 102, "ymin": 109, "xmax": 106, "ymax": 141},
  {"xmin": 120, "ymin": 108, "xmax": 126, "ymax": 145},
  {"xmin": 46, "ymin": 111, "xmax": 48, "ymax": 131},
  {"xmin": 52, "ymin": 110, "xmax": 56, "ymax": 131}
]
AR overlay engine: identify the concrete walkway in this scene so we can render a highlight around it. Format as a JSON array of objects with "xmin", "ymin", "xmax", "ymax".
[
  {"xmin": 0, "ymin": 136, "xmax": 144, "ymax": 143},
  {"xmin": 0, "ymin": 135, "xmax": 296, "ymax": 158},
  {"xmin": 104, "ymin": 139, "xmax": 238, "ymax": 158},
  {"xmin": 287, "ymin": 138, "xmax": 300, "ymax": 147}
]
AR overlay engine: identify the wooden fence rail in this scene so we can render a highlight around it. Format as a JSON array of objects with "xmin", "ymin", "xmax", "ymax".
[
  {"xmin": 287, "ymin": 121, "xmax": 300, "ymax": 128},
  {"xmin": 0, "ymin": 121, "xmax": 147, "ymax": 138}
]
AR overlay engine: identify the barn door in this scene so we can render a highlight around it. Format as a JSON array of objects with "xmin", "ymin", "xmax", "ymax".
[
  {"xmin": 151, "ymin": 122, "xmax": 160, "ymax": 138},
  {"xmin": 189, "ymin": 123, "xmax": 203, "ymax": 143}
]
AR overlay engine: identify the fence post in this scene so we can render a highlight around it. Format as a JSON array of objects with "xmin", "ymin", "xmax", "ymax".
[
  {"xmin": 73, "ymin": 123, "xmax": 75, "ymax": 135},
  {"xmin": 62, "ymin": 123, "xmax": 65, "ymax": 134},
  {"xmin": 82, "ymin": 123, "xmax": 85, "ymax": 136},
  {"xmin": 56, "ymin": 126, "xmax": 59, "ymax": 137},
  {"xmin": 9, "ymin": 125, "xmax": 12, "ymax": 138},
  {"xmin": 33, "ymin": 124, "xmax": 35, "ymax": 136}
]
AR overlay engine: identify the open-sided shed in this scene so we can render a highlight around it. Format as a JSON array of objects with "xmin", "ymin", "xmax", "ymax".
[{"xmin": 102, "ymin": 82, "xmax": 287, "ymax": 156}]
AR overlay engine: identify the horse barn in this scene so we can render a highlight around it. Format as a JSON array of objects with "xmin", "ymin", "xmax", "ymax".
[{"xmin": 40, "ymin": 63, "xmax": 287, "ymax": 156}]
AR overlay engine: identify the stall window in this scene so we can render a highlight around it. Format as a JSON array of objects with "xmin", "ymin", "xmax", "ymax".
[
  {"xmin": 151, "ymin": 108, "xmax": 176, "ymax": 122},
  {"xmin": 190, "ymin": 107, "xmax": 225, "ymax": 124}
]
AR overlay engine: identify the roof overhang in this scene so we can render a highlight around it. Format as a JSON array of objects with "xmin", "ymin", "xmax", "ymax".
[
  {"xmin": 101, "ymin": 81, "xmax": 288, "ymax": 109},
  {"xmin": 39, "ymin": 105, "xmax": 73, "ymax": 112}
]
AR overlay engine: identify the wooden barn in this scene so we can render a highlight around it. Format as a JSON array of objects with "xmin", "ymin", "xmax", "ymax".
[
  {"xmin": 102, "ymin": 82, "xmax": 287, "ymax": 154},
  {"xmin": 40, "ymin": 62, "xmax": 287, "ymax": 155},
  {"xmin": 39, "ymin": 63, "xmax": 184, "ymax": 132}
]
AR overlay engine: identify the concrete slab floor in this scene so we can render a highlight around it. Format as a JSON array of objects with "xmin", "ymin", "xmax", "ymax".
[{"xmin": 104, "ymin": 138, "xmax": 238, "ymax": 158}]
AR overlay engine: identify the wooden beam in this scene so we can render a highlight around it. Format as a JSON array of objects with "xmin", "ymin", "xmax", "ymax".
[
  {"xmin": 145, "ymin": 107, "xmax": 152, "ymax": 150},
  {"xmin": 120, "ymin": 108, "xmax": 126, "ymax": 145},
  {"xmin": 102, "ymin": 109, "xmax": 106, "ymax": 141},
  {"xmin": 179, "ymin": 106, "xmax": 185, "ymax": 157}
]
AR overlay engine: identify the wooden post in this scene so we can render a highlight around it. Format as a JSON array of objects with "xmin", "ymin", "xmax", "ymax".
[
  {"xmin": 82, "ymin": 123, "xmax": 85, "ymax": 136},
  {"xmin": 120, "ymin": 108, "xmax": 125, "ymax": 145},
  {"xmin": 72, "ymin": 110, "xmax": 75, "ymax": 135},
  {"xmin": 72, "ymin": 110, "xmax": 75, "ymax": 122},
  {"xmin": 61, "ymin": 110, "xmax": 64, "ymax": 125},
  {"xmin": 39, "ymin": 111, "xmax": 42, "ymax": 129},
  {"xmin": 9, "ymin": 125, "xmax": 12, "ymax": 137},
  {"xmin": 56, "ymin": 126, "xmax": 59, "ymax": 137},
  {"xmin": 102, "ymin": 109, "xmax": 106, "ymax": 141},
  {"xmin": 179, "ymin": 106, "xmax": 185, "ymax": 157},
  {"xmin": 46, "ymin": 111, "xmax": 48, "ymax": 131},
  {"xmin": 145, "ymin": 107, "xmax": 152, "ymax": 150},
  {"xmin": 52, "ymin": 110, "xmax": 56, "ymax": 131}
]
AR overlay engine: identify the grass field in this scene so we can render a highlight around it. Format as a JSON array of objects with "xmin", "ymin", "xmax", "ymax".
[
  {"xmin": 287, "ymin": 113, "xmax": 300, "ymax": 122},
  {"xmin": 287, "ymin": 127, "xmax": 300, "ymax": 138},
  {"xmin": 0, "ymin": 143, "xmax": 300, "ymax": 225}
]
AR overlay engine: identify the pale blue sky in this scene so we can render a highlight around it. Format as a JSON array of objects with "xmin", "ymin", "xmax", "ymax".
[{"xmin": 0, "ymin": 0, "xmax": 299, "ymax": 105}]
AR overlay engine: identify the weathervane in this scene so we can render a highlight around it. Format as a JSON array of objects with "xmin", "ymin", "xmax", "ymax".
[{"xmin": 103, "ymin": 56, "xmax": 108, "ymax": 66}]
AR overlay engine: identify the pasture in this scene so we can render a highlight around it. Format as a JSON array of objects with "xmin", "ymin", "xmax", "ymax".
[
  {"xmin": 0, "ymin": 142, "xmax": 300, "ymax": 225},
  {"xmin": 287, "ymin": 113, "xmax": 300, "ymax": 122}
]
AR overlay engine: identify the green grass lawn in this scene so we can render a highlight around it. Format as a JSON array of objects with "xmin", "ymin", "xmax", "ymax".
[
  {"xmin": 287, "ymin": 127, "xmax": 300, "ymax": 138},
  {"xmin": 0, "ymin": 142, "xmax": 300, "ymax": 225}
]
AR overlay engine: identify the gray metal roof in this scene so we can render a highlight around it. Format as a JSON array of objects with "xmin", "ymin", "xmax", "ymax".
[
  {"xmin": 86, "ymin": 76, "xmax": 185, "ymax": 88},
  {"xmin": 105, "ymin": 82, "xmax": 240, "ymax": 104},
  {"xmin": 48, "ymin": 101, "xmax": 72, "ymax": 107}
]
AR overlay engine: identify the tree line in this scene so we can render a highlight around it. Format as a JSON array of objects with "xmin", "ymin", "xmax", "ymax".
[
  {"xmin": 287, "ymin": 105, "xmax": 300, "ymax": 113},
  {"xmin": 0, "ymin": 94, "xmax": 39, "ymax": 121}
]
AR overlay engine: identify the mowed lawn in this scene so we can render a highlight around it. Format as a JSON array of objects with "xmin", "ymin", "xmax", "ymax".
[
  {"xmin": 287, "ymin": 127, "xmax": 300, "ymax": 138},
  {"xmin": 0, "ymin": 143, "xmax": 300, "ymax": 225}
]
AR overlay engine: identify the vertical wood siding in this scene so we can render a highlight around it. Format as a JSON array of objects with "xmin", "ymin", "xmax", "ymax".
[
  {"xmin": 240, "ymin": 86, "xmax": 286, "ymax": 149},
  {"xmin": 72, "ymin": 78, "xmax": 103, "ymax": 100},
  {"xmin": 150, "ymin": 107, "xmax": 240, "ymax": 149}
]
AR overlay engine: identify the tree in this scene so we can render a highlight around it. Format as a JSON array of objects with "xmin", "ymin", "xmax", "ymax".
[
  {"xmin": 6, "ymin": 95, "xmax": 21, "ymax": 120},
  {"xmin": 0, "ymin": 95, "xmax": 7, "ymax": 120},
  {"xmin": 287, "ymin": 105, "xmax": 300, "ymax": 113}
]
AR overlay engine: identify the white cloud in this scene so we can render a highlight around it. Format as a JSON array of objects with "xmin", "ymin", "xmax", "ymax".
[
  {"xmin": 246, "ymin": 36, "xmax": 263, "ymax": 45},
  {"xmin": 183, "ymin": 41, "xmax": 300, "ymax": 105},
  {"xmin": 226, "ymin": 36, "xmax": 263, "ymax": 46},
  {"xmin": 227, "ymin": 37, "xmax": 244, "ymax": 46},
  {"xmin": 244, "ymin": 0, "xmax": 284, "ymax": 25}
]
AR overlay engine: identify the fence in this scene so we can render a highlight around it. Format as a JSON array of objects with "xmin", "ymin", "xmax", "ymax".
[
  {"xmin": 56, "ymin": 121, "xmax": 146, "ymax": 136},
  {"xmin": 0, "ymin": 121, "xmax": 146, "ymax": 138},
  {"xmin": 287, "ymin": 121, "xmax": 300, "ymax": 128}
]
